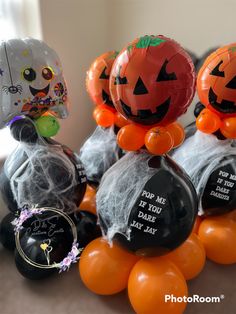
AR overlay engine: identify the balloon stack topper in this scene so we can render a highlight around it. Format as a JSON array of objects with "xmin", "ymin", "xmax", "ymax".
[
  {"xmin": 0, "ymin": 38, "xmax": 101, "ymax": 280},
  {"xmin": 110, "ymin": 35, "xmax": 196, "ymax": 155},
  {"xmin": 86, "ymin": 50, "xmax": 130, "ymax": 129},
  {"xmin": 196, "ymin": 44, "xmax": 236, "ymax": 139}
]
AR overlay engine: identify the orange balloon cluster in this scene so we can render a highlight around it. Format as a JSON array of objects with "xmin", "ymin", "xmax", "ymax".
[
  {"xmin": 79, "ymin": 185, "xmax": 97, "ymax": 215},
  {"xmin": 197, "ymin": 44, "xmax": 236, "ymax": 138},
  {"xmin": 117, "ymin": 122, "xmax": 185, "ymax": 155},
  {"xmin": 78, "ymin": 232, "xmax": 207, "ymax": 314}
]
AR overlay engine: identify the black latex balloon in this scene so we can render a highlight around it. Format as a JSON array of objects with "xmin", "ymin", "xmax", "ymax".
[
  {"xmin": 98, "ymin": 154, "xmax": 198, "ymax": 256},
  {"xmin": 0, "ymin": 212, "xmax": 17, "ymax": 250},
  {"xmin": 201, "ymin": 155, "xmax": 236, "ymax": 216},
  {"xmin": 0, "ymin": 120, "xmax": 86, "ymax": 213},
  {"xmin": 14, "ymin": 210, "xmax": 76, "ymax": 280},
  {"xmin": 70, "ymin": 211, "xmax": 101, "ymax": 247}
]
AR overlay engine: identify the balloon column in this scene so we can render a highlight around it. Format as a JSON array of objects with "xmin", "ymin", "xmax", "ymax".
[
  {"xmin": 0, "ymin": 38, "xmax": 99, "ymax": 279},
  {"xmin": 79, "ymin": 35, "xmax": 203, "ymax": 314},
  {"xmin": 80, "ymin": 51, "xmax": 126, "ymax": 188},
  {"xmin": 173, "ymin": 43, "xmax": 236, "ymax": 266}
]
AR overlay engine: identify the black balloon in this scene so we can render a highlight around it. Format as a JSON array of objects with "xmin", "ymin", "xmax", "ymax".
[
  {"xmin": 15, "ymin": 210, "xmax": 76, "ymax": 280},
  {"xmin": 0, "ymin": 119, "xmax": 87, "ymax": 213},
  {"xmin": 0, "ymin": 212, "xmax": 17, "ymax": 250},
  {"xmin": 98, "ymin": 154, "xmax": 198, "ymax": 256},
  {"xmin": 201, "ymin": 155, "xmax": 236, "ymax": 216},
  {"xmin": 194, "ymin": 102, "xmax": 205, "ymax": 118},
  {"xmin": 71, "ymin": 211, "xmax": 101, "ymax": 247}
]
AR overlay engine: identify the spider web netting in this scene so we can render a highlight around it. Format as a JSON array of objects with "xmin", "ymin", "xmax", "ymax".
[
  {"xmin": 3, "ymin": 135, "xmax": 83, "ymax": 214},
  {"xmin": 79, "ymin": 126, "xmax": 121, "ymax": 184},
  {"xmin": 96, "ymin": 151, "xmax": 158, "ymax": 242},
  {"xmin": 172, "ymin": 131, "xmax": 236, "ymax": 215}
]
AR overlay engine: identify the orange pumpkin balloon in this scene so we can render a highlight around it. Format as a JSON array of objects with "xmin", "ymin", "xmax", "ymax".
[
  {"xmin": 145, "ymin": 126, "xmax": 173, "ymax": 155},
  {"xmin": 196, "ymin": 109, "xmax": 221, "ymax": 133},
  {"xmin": 79, "ymin": 185, "xmax": 97, "ymax": 215},
  {"xmin": 117, "ymin": 124, "xmax": 146, "ymax": 151},
  {"xmin": 220, "ymin": 117, "xmax": 236, "ymax": 139},
  {"xmin": 86, "ymin": 50, "xmax": 118, "ymax": 108},
  {"xmin": 198, "ymin": 216, "xmax": 236, "ymax": 264},
  {"xmin": 166, "ymin": 233, "xmax": 206, "ymax": 280},
  {"xmin": 128, "ymin": 256, "xmax": 188, "ymax": 314},
  {"xmin": 79, "ymin": 237, "xmax": 139, "ymax": 295},
  {"xmin": 197, "ymin": 44, "xmax": 236, "ymax": 119},
  {"xmin": 166, "ymin": 122, "xmax": 185, "ymax": 147}
]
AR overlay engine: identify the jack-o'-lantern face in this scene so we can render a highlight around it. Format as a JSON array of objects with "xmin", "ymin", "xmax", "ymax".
[
  {"xmin": 197, "ymin": 44, "xmax": 236, "ymax": 118},
  {"xmin": 109, "ymin": 35, "xmax": 195, "ymax": 126},
  {"xmin": 86, "ymin": 51, "xmax": 119, "ymax": 108}
]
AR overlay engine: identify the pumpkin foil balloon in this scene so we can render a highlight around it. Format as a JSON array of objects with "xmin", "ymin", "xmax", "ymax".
[
  {"xmin": 197, "ymin": 44, "xmax": 236, "ymax": 119},
  {"xmin": 86, "ymin": 50, "xmax": 119, "ymax": 109},
  {"xmin": 0, "ymin": 38, "xmax": 68, "ymax": 128},
  {"xmin": 110, "ymin": 35, "xmax": 196, "ymax": 126}
]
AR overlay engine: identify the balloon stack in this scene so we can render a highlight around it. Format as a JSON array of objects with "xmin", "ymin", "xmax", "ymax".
[
  {"xmin": 173, "ymin": 43, "xmax": 236, "ymax": 268},
  {"xmin": 77, "ymin": 35, "xmax": 207, "ymax": 314},
  {"xmin": 0, "ymin": 38, "xmax": 100, "ymax": 280},
  {"xmin": 196, "ymin": 44, "xmax": 236, "ymax": 138},
  {"xmin": 79, "ymin": 51, "xmax": 126, "ymax": 188}
]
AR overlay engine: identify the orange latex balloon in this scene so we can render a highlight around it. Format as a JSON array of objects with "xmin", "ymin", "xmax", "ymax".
[
  {"xmin": 145, "ymin": 126, "xmax": 173, "ymax": 155},
  {"xmin": 192, "ymin": 216, "xmax": 202, "ymax": 234},
  {"xmin": 128, "ymin": 256, "xmax": 188, "ymax": 314},
  {"xmin": 223, "ymin": 208, "xmax": 236, "ymax": 221},
  {"xmin": 197, "ymin": 44, "xmax": 236, "ymax": 119},
  {"xmin": 114, "ymin": 112, "xmax": 130, "ymax": 128},
  {"xmin": 79, "ymin": 237, "xmax": 139, "ymax": 295},
  {"xmin": 220, "ymin": 117, "xmax": 236, "ymax": 139},
  {"xmin": 166, "ymin": 233, "xmax": 206, "ymax": 280},
  {"xmin": 196, "ymin": 109, "xmax": 222, "ymax": 133},
  {"xmin": 93, "ymin": 105, "xmax": 115, "ymax": 127},
  {"xmin": 198, "ymin": 216, "xmax": 236, "ymax": 264},
  {"xmin": 86, "ymin": 50, "xmax": 118, "ymax": 108},
  {"xmin": 166, "ymin": 122, "xmax": 185, "ymax": 148},
  {"xmin": 117, "ymin": 124, "xmax": 146, "ymax": 151},
  {"xmin": 79, "ymin": 185, "xmax": 97, "ymax": 215}
]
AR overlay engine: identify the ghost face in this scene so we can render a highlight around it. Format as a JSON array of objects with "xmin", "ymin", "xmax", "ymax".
[{"xmin": 0, "ymin": 38, "xmax": 69, "ymax": 128}]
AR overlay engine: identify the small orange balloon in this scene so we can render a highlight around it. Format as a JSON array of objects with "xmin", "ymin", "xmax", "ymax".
[
  {"xmin": 94, "ymin": 106, "xmax": 115, "ymax": 127},
  {"xmin": 166, "ymin": 233, "xmax": 206, "ymax": 280},
  {"xmin": 145, "ymin": 126, "xmax": 173, "ymax": 155},
  {"xmin": 198, "ymin": 216, "xmax": 236, "ymax": 264},
  {"xmin": 196, "ymin": 109, "xmax": 221, "ymax": 134},
  {"xmin": 192, "ymin": 216, "xmax": 202, "ymax": 234},
  {"xmin": 166, "ymin": 122, "xmax": 185, "ymax": 148},
  {"xmin": 220, "ymin": 117, "xmax": 236, "ymax": 139},
  {"xmin": 79, "ymin": 185, "xmax": 97, "ymax": 215},
  {"xmin": 117, "ymin": 124, "xmax": 146, "ymax": 151},
  {"xmin": 128, "ymin": 256, "xmax": 188, "ymax": 314},
  {"xmin": 114, "ymin": 112, "xmax": 130, "ymax": 128},
  {"xmin": 79, "ymin": 237, "xmax": 139, "ymax": 295}
]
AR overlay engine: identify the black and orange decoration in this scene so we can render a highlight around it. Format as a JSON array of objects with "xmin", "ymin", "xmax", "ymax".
[
  {"xmin": 86, "ymin": 50, "xmax": 129, "ymax": 128},
  {"xmin": 197, "ymin": 44, "xmax": 236, "ymax": 138},
  {"xmin": 109, "ymin": 35, "xmax": 196, "ymax": 155}
]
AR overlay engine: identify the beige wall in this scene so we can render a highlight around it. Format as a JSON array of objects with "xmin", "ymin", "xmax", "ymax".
[{"xmin": 39, "ymin": 0, "xmax": 236, "ymax": 149}]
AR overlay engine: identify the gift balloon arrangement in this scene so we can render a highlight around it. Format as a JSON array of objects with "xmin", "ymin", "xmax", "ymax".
[
  {"xmin": 80, "ymin": 50, "xmax": 127, "ymax": 187},
  {"xmin": 77, "ymin": 35, "xmax": 210, "ymax": 314},
  {"xmin": 173, "ymin": 43, "xmax": 236, "ymax": 267},
  {"xmin": 0, "ymin": 38, "xmax": 100, "ymax": 280}
]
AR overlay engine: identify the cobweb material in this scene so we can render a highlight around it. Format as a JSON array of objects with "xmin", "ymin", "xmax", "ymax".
[
  {"xmin": 172, "ymin": 131, "xmax": 236, "ymax": 215},
  {"xmin": 96, "ymin": 151, "xmax": 158, "ymax": 242},
  {"xmin": 79, "ymin": 126, "xmax": 121, "ymax": 184},
  {"xmin": 3, "ymin": 139, "xmax": 84, "ymax": 213}
]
